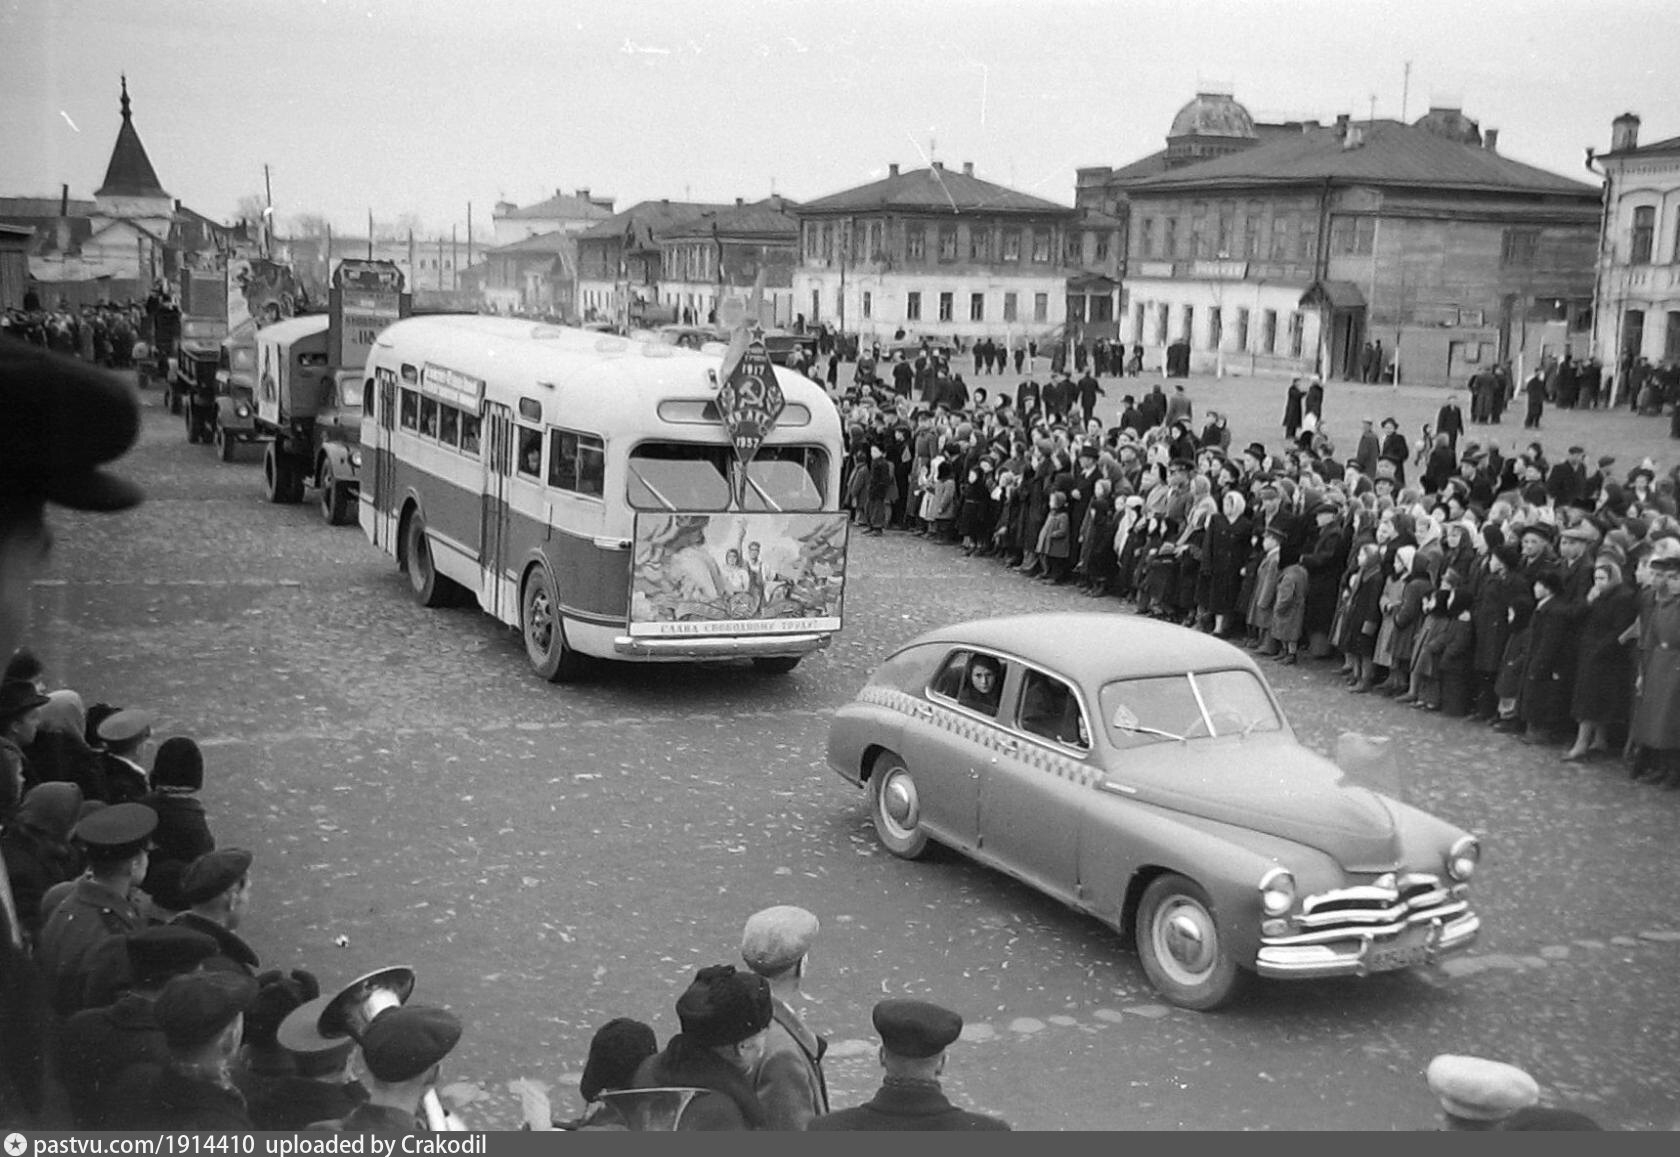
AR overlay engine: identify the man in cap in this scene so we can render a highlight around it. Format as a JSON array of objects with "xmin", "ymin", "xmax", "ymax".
[
  {"xmin": 243, "ymin": 990, "xmax": 368, "ymax": 1130},
  {"xmin": 740, "ymin": 905, "xmax": 828, "ymax": 1130},
  {"xmin": 1378, "ymin": 418, "xmax": 1408, "ymax": 486},
  {"xmin": 809, "ymin": 999, "xmax": 1009, "ymax": 1131},
  {"xmin": 58, "ymin": 925, "xmax": 220, "ymax": 1127},
  {"xmin": 1354, "ymin": 418, "xmax": 1380, "ymax": 478},
  {"xmin": 631, "ymin": 963, "xmax": 774, "ymax": 1129},
  {"xmin": 1517, "ymin": 522, "xmax": 1559, "ymax": 579},
  {"xmin": 1424, "ymin": 1054, "xmax": 1539, "ymax": 1130},
  {"xmin": 1558, "ymin": 521, "xmax": 1601, "ymax": 603},
  {"xmin": 95, "ymin": 708, "xmax": 153, "ymax": 804},
  {"xmin": 313, "ymin": 1004, "xmax": 462, "ymax": 1133},
  {"xmin": 1436, "ymin": 387, "xmax": 1466, "ymax": 452},
  {"xmin": 1630, "ymin": 546, "xmax": 1680, "ymax": 787},
  {"xmin": 38, "ymin": 801, "xmax": 157, "ymax": 1015},
  {"xmin": 0, "ymin": 677, "xmax": 49, "ymax": 815},
  {"xmin": 171, "ymin": 847, "xmax": 259, "ymax": 974},
  {"xmin": 1548, "ymin": 446, "xmax": 1588, "ymax": 508},
  {"xmin": 1584, "ymin": 454, "xmax": 1616, "ymax": 506},
  {"xmin": 136, "ymin": 970, "xmax": 259, "ymax": 1127}
]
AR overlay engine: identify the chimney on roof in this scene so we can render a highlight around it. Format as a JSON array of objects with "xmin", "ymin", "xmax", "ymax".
[
  {"xmin": 736, "ymin": 197, "xmax": 744, "ymax": 207},
  {"xmin": 962, "ymin": 161, "xmax": 973, "ymax": 177},
  {"xmin": 1335, "ymin": 113, "xmax": 1349, "ymax": 133},
  {"xmin": 1483, "ymin": 129, "xmax": 1499, "ymax": 153},
  {"xmin": 932, "ymin": 160, "xmax": 944, "ymax": 171},
  {"xmin": 555, "ymin": 188, "xmax": 562, "ymax": 200},
  {"xmin": 889, "ymin": 163, "xmax": 899, "ymax": 177},
  {"xmin": 1612, "ymin": 112, "xmax": 1641, "ymax": 152},
  {"xmin": 576, "ymin": 188, "xmax": 590, "ymax": 200}
]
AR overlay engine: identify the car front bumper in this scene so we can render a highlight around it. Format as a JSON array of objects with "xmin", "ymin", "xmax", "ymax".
[{"xmin": 1255, "ymin": 908, "xmax": 1480, "ymax": 979}]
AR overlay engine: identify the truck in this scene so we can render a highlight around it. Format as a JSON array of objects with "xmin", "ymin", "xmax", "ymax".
[
  {"xmin": 253, "ymin": 259, "xmax": 409, "ymax": 523},
  {"xmin": 163, "ymin": 267, "xmax": 231, "ymax": 444}
]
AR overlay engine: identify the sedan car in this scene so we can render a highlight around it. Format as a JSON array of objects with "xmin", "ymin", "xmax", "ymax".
[{"xmin": 826, "ymin": 613, "xmax": 1482, "ymax": 1010}]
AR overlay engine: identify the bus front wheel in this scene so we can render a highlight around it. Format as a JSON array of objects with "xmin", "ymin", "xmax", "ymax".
[{"xmin": 522, "ymin": 566, "xmax": 587, "ymax": 683}]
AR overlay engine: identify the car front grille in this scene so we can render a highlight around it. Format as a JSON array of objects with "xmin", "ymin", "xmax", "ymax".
[{"xmin": 1275, "ymin": 872, "xmax": 1469, "ymax": 945}]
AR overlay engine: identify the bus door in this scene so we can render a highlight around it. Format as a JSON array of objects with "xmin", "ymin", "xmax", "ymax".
[
  {"xmin": 479, "ymin": 402, "xmax": 515, "ymax": 621},
  {"xmin": 363, "ymin": 369, "xmax": 399, "ymax": 550}
]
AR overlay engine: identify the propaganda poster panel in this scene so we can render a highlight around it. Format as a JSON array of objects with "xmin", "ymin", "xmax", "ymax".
[{"xmin": 629, "ymin": 512, "xmax": 847, "ymax": 638}]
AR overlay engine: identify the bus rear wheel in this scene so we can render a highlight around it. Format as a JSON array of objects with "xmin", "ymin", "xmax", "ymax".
[
  {"xmin": 404, "ymin": 512, "xmax": 460, "ymax": 608},
  {"xmin": 522, "ymin": 566, "xmax": 587, "ymax": 683}
]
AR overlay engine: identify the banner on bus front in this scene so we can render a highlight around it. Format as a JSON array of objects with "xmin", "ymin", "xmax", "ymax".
[{"xmin": 627, "ymin": 511, "xmax": 847, "ymax": 638}]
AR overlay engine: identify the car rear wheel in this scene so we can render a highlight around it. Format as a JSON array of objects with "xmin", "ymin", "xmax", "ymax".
[
  {"xmin": 868, "ymin": 753, "xmax": 928, "ymax": 859},
  {"xmin": 521, "ymin": 565, "xmax": 587, "ymax": 683},
  {"xmin": 1135, "ymin": 873, "xmax": 1245, "ymax": 1011}
]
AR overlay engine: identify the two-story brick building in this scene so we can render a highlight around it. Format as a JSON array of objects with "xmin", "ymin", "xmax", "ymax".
[
  {"xmin": 1590, "ymin": 113, "xmax": 1680, "ymax": 391},
  {"xmin": 1113, "ymin": 106, "xmax": 1599, "ymax": 385},
  {"xmin": 790, "ymin": 162, "xmax": 1119, "ymax": 343}
]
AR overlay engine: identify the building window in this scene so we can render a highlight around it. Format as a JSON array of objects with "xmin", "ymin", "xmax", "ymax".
[
  {"xmin": 1190, "ymin": 203, "xmax": 1208, "ymax": 258},
  {"xmin": 1095, "ymin": 232, "xmax": 1110, "ymax": 262},
  {"xmin": 1244, "ymin": 205, "xmax": 1261, "ymax": 258},
  {"xmin": 1003, "ymin": 229, "xmax": 1020, "ymax": 261},
  {"xmin": 1133, "ymin": 302, "xmax": 1146, "ymax": 343},
  {"xmin": 1164, "ymin": 217, "xmax": 1179, "ymax": 258},
  {"xmin": 970, "ymin": 228, "xmax": 992, "ymax": 262},
  {"xmin": 1003, "ymin": 292, "xmax": 1018, "ymax": 322},
  {"xmin": 1500, "ymin": 228, "xmax": 1539, "ymax": 267},
  {"xmin": 1181, "ymin": 305, "xmax": 1194, "ymax": 342},
  {"xmin": 1215, "ymin": 205, "xmax": 1234, "ymax": 257},
  {"xmin": 1332, "ymin": 217, "xmax": 1377, "ymax": 256},
  {"xmin": 939, "ymin": 226, "xmax": 957, "ymax": 261},
  {"xmin": 811, "ymin": 289, "xmax": 820, "ymax": 320},
  {"xmin": 1236, "ymin": 307, "xmax": 1250, "ymax": 352},
  {"xmin": 907, "ymin": 227, "xmax": 925, "ymax": 261},
  {"xmin": 1032, "ymin": 229, "xmax": 1051, "ymax": 262},
  {"xmin": 1065, "ymin": 232, "xmax": 1082, "ymax": 263},
  {"xmin": 1209, "ymin": 307, "xmax": 1222, "ymax": 351},
  {"xmin": 802, "ymin": 223, "xmax": 817, "ymax": 260},
  {"xmin": 1138, "ymin": 218, "xmax": 1155, "ymax": 258},
  {"xmin": 1034, "ymin": 292, "xmax": 1049, "ymax": 322},
  {"xmin": 970, "ymin": 292, "xmax": 985, "ymax": 321},
  {"xmin": 1674, "ymin": 208, "xmax": 1680, "ymax": 262},
  {"xmin": 906, "ymin": 291, "xmax": 921, "ymax": 321},
  {"xmin": 1271, "ymin": 217, "xmax": 1291, "ymax": 262},
  {"xmin": 862, "ymin": 291, "xmax": 872, "ymax": 320},
  {"xmin": 1156, "ymin": 303, "xmax": 1170, "ymax": 344},
  {"xmin": 1288, "ymin": 311, "xmax": 1304, "ymax": 358},
  {"xmin": 938, "ymin": 292, "xmax": 954, "ymax": 322},
  {"xmin": 1631, "ymin": 206, "xmax": 1655, "ymax": 265}
]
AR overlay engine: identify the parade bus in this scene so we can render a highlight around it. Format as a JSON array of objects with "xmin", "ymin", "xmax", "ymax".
[{"xmin": 358, "ymin": 315, "xmax": 848, "ymax": 681}]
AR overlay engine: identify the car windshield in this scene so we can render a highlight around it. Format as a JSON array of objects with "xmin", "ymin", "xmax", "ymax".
[{"xmin": 1099, "ymin": 669, "xmax": 1283, "ymax": 748}]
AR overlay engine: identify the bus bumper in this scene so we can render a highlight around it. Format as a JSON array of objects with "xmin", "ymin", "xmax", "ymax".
[{"xmin": 612, "ymin": 633, "xmax": 832, "ymax": 659}]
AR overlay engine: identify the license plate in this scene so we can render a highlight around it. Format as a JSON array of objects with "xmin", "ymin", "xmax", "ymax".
[{"xmin": 1368, "ymin": 941, "xmax": 1429, "ymax": 972}]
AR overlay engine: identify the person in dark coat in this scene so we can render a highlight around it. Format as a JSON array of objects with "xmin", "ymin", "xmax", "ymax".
[
  {"xmin": 134, "ymin": 970, "xmax": 259, "ymax": 1129},
  {"xmin": 139, "ymin": 737, "xmax": 215, "ymax": 913},
  {"xmin": 1304, "ymin": 379, "xmax": 1325, "ymax": 423},
  {"xmin": 631, "ymin": 964, "xmax": 772, "ymax": 1130},
  {"xmin": 1339, "ymin": 543, "xmax": 1386, "ymax": 691},
  {"xmin": 58, "ymin": 926, "xmax": 221, "ymax": 1128},
  {"xmin": 1422, "ymin": 432, "xmax": 1457, "ymax": 495},
  {"xmin": 38, "ymin": 802, "xmax": 155, "ymax": 1017},
  {"xmin": 0, "ymin": 781, "xmax": 83, "ymax": 941},
  {"xmin": 808, "ymin": 1000, "xmax": 1009, "ymax": 1131},
  {"xmin": 1282, "ymin": 379, "xmax": 1305, "ymax": 438},
  {"xmin": 1469, "ymin": 543, "xmax": 1531, "ymax": 720},
  {"xmin": 1630, "ymin": 552, "xmax": 1680, "ymax": 786},
  {"xmin": 1299, "ymin": 503, "xmax": 1348, "ymax": 657},
  {"xmin": 239, "ymin": 984, "xmax": 371, "ymax": 1132},
  {"xmin": 863, "ymin": 445, "xmax": 893, "ymax": 536},
  {"xmin": 1202, "ymin": 491, "xmax": 1252, "ymax": 635},
  {"xmin": 1436, "ymin": 588, "xmax": 1478, "ymax": 716},
  {"xmin": 1139, "ymin": 384, "xmax": 1168, "ymax": 430},
  {"xmin": 1518, "ymin": 570, "xmax": 1573, "ymax": 744},
  {"xmin": 1077, "ymin": 482, "xmax": 1117, "ymax": 595},
  {"xmin": 1378, "ymin": 419, "xmax": 1409, "ymax": 487},
  {"xmin": 1564, "ymin": 559, "xmax": 1639, "ymax": 761},
  {"xmin": 1436, "ymin": 389, "xmax": 1466, "ymax": 451},
  {"xmin": 23, "ymin": 690, "xmax": 106, "ymax": 802}
]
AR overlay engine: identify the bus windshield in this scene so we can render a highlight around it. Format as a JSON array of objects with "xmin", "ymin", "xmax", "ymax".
[{"xmin": 627, "ymin": 443, "xmax": 828, "ymax": 512}]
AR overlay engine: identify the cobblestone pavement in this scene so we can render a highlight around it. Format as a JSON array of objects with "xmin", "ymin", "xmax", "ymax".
[{"xmin": 24, "ymin": 388, "xmax": 1680, "ymax": 1130}]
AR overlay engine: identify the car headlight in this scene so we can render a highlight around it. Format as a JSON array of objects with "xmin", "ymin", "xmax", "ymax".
[
  {"xmin": 349, "ymin": 450, "xmax": 363, "ymax": 468},
  {"xmin": 235, "ymin": 405, "xmax": 250, "ymax": 418},
  {"xmin": 1446, "ymin": 836, "xmax": 1480, "ymax": 882},
  {"xmin": 1258, "ymin": 867, "xmax": 1296, "ymax": 917}
]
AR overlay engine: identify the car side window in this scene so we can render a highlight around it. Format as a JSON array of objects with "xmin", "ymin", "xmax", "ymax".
[
  {"xmin": 929, "ymin": 650, "xmax": 1006, "ymax": 719},
  {"xmin": 1017, "ymin": 669, "xmax": 1090, "ymax": 749}
]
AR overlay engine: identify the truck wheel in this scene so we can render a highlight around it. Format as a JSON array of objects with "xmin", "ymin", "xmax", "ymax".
[
  {"xmin": 521, "ymin": 565, "xmax": 588, "ymax": 682},
  {"xmin": 185, "ymin": 407, "xmax": 199, "ymax": 444},
  {"xmin": 166, "ymin": 385, "xmax": 181, "ymax": 416},
  {"xmin": 404, "ymin": 513, "xmax": 460, "ymax": 608},
  {"xmin": 319, "ymin": 466, "xmax": 352, "ymax": 526},
  {"xmin": 1135, "ymin": 873, "xmax": 1246, "ymax": 1011},
  {"xmin": 216, "ymin": 424, "xmax": 237, "ymax": 463}
]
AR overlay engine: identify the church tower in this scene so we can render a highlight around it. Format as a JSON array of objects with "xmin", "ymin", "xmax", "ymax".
[{"xmin": 93, "ymin": 76, "xmax": 173, "ymax": 228}]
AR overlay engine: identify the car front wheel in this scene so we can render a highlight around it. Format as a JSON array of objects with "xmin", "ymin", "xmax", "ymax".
[
  {"xmin": 1135, "ymin": 873, "xmax": 1245, "ymax": 1011},
  {"xmin": 868, "ymin": 753, "xmax": 928, "ymax": 859}
]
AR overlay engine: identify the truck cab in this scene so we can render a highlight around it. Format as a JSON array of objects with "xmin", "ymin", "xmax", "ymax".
[{"xmin": 213, "ymin": 322, "xmax": 260, "ymax": 462}]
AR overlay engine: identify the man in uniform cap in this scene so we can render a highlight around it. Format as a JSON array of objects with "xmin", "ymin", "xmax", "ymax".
[
  {"xmin": 631, "ymin": 963, "xmax": 774, "ymax": 1130},
  {"xmin": 95, "ymin": 708, "xmax": 153, "ymax": 804},
  {"xmin": 810, "ymin": 999, "xmax": 1009, "ymax": 1131},
  {"xmin": 139, "ymin": 970, "xmax": 260, "ymax": 1128},
  {"xmin": 171, "ymin": 847, "xmax": 259, "ymax": 974},
  {"xmin": 1424, "ymin": 1054, "xmax": 1539, "ymax": 1130},
  {"xmin": 313, "ymin": 1004, "xmax": 462, "ymax": 1134},
  {"xmin": 253, "ymin": 994, "xmax": 369, "ymax": 1131},
  {"xmin": 38, "ymin": 801, "xmax": 156, "ymax": 1015},
  {"xmin": 58, "ymin": 925, "xmax": 220, "ymax": 1127},
  {"xmin": 739, "ymin": 905, "xmax": 828, "ymax": 1129},
  {"xmin": 0, "ymin": 342, "xmax": 143, "ymax": 1124}
]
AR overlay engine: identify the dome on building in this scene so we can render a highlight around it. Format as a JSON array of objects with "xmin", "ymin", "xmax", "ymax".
[
  {"xmin": 1413, "ymin": 106, "xmax": 1482, "ymax": 146},
  {"xmin": 1168, "ymin": 92, "xmax": 1257, "ymax": 141}
]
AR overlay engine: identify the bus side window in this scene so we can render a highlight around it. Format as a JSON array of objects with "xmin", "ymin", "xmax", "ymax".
[
  {"xmin": 419, "ymin": 397, "xmax": 439, "ymax": 438},
  {"xmin": 459, "ymin": 412, "xmax": 481, "ymax": 457},
  {"xmin": 549, "ymin": 430, "xmax": 604, "ymax": 497},
  {"xmin": 399, "ymin": 389, "xmax": 419, "ymax": 430},
  {"xmin": 576, "ymin": 434, "xmax": 604, "ymax": 497},
  {"xmin": 439, "ymin": 405, "xmax": 461, "ymax": 448},
  {"xmin": 516, "ymin": 428, "xmax": 542, "ymax": 477}
]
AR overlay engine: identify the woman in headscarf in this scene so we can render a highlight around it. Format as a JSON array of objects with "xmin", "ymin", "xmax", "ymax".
[
  {"xmin": 23, "ymin": 689, "xmax": 106, "ymax": 803},
  {"xmin": 1201, "ymin": 489, "xmax": 1252, "ymax": 637},
  {"xmin": 1564, "ymin": 558, "xmax": 1639, "ymax": 762},
  {"xmin": 0, "ymin": 781, "xmax": 84, "ymax": 939}
]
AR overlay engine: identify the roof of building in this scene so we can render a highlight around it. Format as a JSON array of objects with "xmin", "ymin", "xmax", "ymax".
[
  {"xmin": 1414, "ymin": 106, "xmax": 1482, "ymax": 146},
  {"xmin": 578, "ymin": 200, "xmax": 733, "ymax": 247},
  {"xmin": 656, "ymin": 197, "xmax": 799, "ymax": 241},
  {"xmin": 496, "ymin": 191, "xmax": 615, "ymax": 221},
  {"xmin": 1129, "ymin": 119, "xmax": 1597, "ymax": 197},
  {"xmin": 1602, "ymin": 130, "xmax": 1680, "ymax": 159},
  {"xmin": 1169, "ymin": 92, "xmax": 1257, "ymax": 140},
  {"xmin": 95, "ymin": 78, "xmax": 169, "ymax": 200},
  {"xmin": 1106, "ymin": 149, "xmax": 1173, "ymax": 185},
  {"xmin": 797, "ymin": 165, "xmax": 1074, "ymax": 216},
  {"xmin": 0, "ymin": 196, "xmax": 101, "ymax": 220},
  {"xmin": 486, "ymin": 230, "xmax": 578, "ymax": 255}
]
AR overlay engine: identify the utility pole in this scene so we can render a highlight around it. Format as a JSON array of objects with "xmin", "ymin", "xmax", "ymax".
[
  {"xmin": 466, "ymin": 203, "xmax": 473, "ymax": 273},
  {"xmin": 1401, "ymin": 61, "xmax": 1412, "ymax": 123},
  {"xmin": 367, "ymin": 209, "xmax": 374, "ymax": 260},
  {"xmin": 452, "ymin": 225, "xmax": 458, "ymax": 291},
  {"xmin": 263, "ymin": 164, "xmax": 273, "ymax": 259}
]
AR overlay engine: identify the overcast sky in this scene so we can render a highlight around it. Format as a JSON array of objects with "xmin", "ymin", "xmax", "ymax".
[{"xmin": 3, "ymin": 0, "xmax": 1673, "ymax": 238}]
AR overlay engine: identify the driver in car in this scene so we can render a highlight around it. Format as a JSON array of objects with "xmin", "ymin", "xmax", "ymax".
[{"xmin": 957, "ymin": 655, "xmax": 1002, "ymax": 715}]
